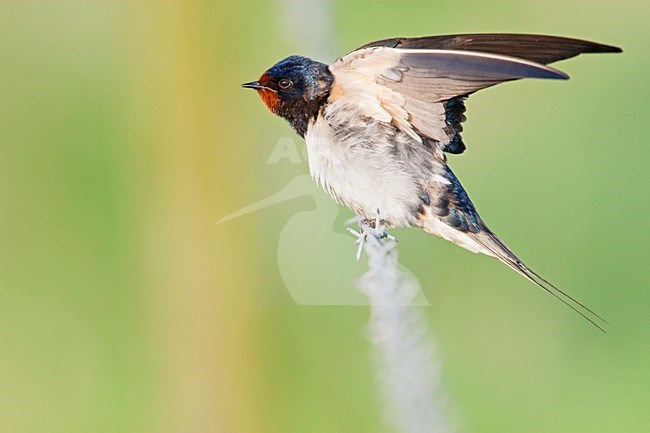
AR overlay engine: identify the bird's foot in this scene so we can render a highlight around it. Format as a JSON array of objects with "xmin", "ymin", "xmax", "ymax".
[
  {"xmin": 345, "ymin": 211, "xmax": 397, "ymax": 260},
  {"xmin": 359, "ymin": 217, "xmax": 387, "ymax": 229}
]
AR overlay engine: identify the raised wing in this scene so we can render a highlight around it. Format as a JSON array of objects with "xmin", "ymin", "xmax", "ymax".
[
  {"xmin": 355, "ymin": 33, "xmax": 622, "ymax": 66},
  {"xmin": 329, "ymin": 47, "xmax": 568, "ymax": 152},
  {"xmin": 332, "ymin": 35, "xmax": 620, "ymax": 154}
]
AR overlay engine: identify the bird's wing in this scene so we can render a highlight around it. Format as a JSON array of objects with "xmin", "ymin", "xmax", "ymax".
[
  {"xmin": 328, "ymin": 47, "xmax": 568, "ymax": 152},
  {"xmin": 354, "ymin": 33, "xmax": 621, "ymax": 66},
  {"xmin": 333, "ymin": 35, "xmax": 620, "ymax": 154}
]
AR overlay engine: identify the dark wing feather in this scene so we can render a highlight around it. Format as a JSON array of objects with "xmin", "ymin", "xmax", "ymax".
[
  {"xmin": 443, "ymin": 96, "xmax": 468, "ymax": 154},
  {"xmin": 357, "ymin": 33, "xmax": 622, "ymax": 65},
  {"xmin": 374, "ymin": 48, "xmax": 569, "ymax": 107}
]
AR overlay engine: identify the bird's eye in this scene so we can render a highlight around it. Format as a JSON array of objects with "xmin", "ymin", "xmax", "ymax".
[{"xmin": 278, "ymin": 79, "xmax": 293, "ymax": 89}]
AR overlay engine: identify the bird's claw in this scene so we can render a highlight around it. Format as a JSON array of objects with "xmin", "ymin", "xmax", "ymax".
[
  {"xmin": 345, "ymin": 226, "xmax": 367, "ymax": 260},
  {"xmin": 345, "ymin": 210, "xmax": 397, "ymax": 260}
]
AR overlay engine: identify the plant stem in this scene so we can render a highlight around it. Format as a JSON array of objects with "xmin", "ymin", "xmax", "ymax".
[{"xmin": 356, "ymin": 230, "xmax": 453, "ymax": 433}]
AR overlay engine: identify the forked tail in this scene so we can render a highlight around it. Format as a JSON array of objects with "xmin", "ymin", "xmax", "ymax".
[{"xmin": 469, "ymin": 230, "xmax": 607, "ymax": 333}]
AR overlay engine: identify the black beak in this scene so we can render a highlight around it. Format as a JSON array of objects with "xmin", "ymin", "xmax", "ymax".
[{"xmin": 241, "ymin": 81, "xmax": 263, "ymax": 90}]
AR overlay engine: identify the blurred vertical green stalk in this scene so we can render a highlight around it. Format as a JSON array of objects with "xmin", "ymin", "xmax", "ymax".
[
  {"xmin": 0, "ymin": 1, "xmax": 263, "ymax": 432},
  {"xmin": 122, "ymin": 2, "xmax": 262, "ymax": 433}
]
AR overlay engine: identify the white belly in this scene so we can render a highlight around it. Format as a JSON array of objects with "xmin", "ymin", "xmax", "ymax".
[{"xmin": 304, "ymin": 106, "xmax": 426, "ymax": 227}]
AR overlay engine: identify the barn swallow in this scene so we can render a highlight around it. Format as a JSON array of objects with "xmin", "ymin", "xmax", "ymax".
[{"xmin": 242, "ymin": 34, "xmax": 621, "ymax": 331}]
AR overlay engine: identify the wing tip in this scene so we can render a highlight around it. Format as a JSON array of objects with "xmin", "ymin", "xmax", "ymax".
[
  {"xmin": 585, "ymin": 42, "xmax": 623, "ymax": 54},
  {"xmin": 542, "ymin": 67, "xmax": 570, "ymax": 80}
]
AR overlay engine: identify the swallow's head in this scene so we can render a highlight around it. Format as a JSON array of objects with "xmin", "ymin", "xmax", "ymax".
[{"xmin": 242, "ymin": 55, "xmax": 333, "ymax": 136}]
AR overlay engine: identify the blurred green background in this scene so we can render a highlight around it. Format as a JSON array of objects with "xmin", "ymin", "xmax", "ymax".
[{"xmin": 1, "ymin": 1, "xmax": 648, "ymax": 432}]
